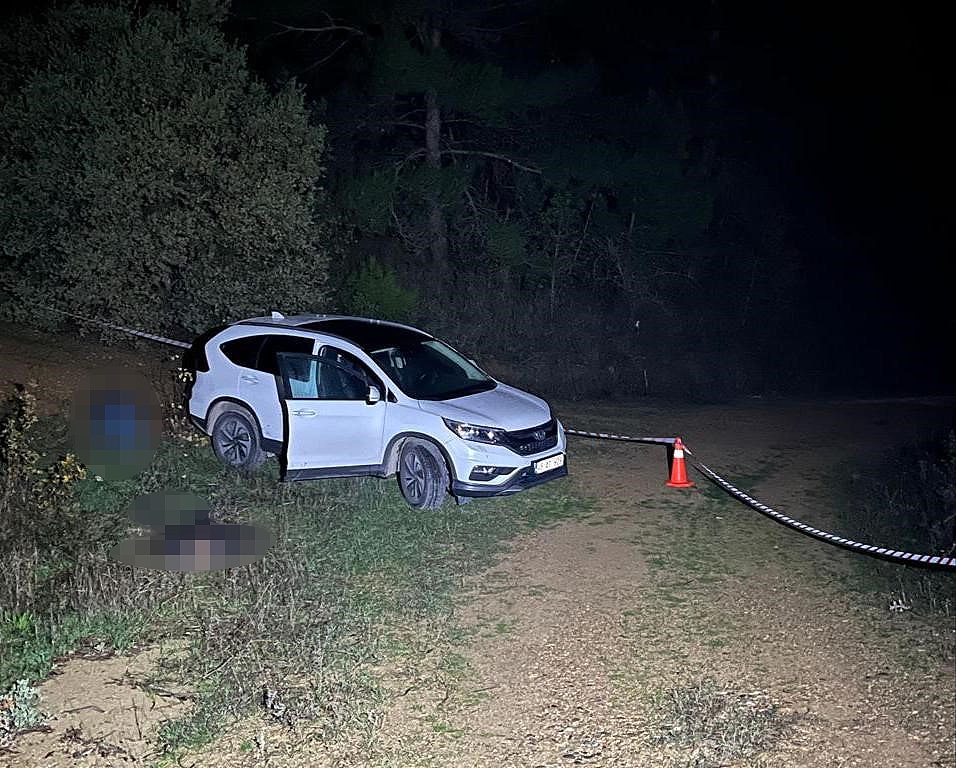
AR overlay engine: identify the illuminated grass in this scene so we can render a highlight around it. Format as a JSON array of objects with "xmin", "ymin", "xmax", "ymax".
[{"xmin": 1, "ymin": 408, "xmax": 590, "ymax": 760}]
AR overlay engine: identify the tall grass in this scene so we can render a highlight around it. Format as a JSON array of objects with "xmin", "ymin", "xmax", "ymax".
[
  {"xmin": 0, "ymin": 377, "xmax": 588, "ymax": 756},
  {"xmin": 851, "ymin": 429, "xmax": 956, "ymax": 619}
]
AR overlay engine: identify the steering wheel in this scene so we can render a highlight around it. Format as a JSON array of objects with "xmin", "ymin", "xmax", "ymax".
[{"xmin": 414, "ymin": 368, "xmax": 440, "ymax": 388}]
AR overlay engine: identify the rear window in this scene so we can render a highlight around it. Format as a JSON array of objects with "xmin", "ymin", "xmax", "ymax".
[
  {"xmin": 220, "ymin": 334, "xmax": 315, "ymax": 374},
  {"xmin": 183, "ymin": 324, "xmax": 229, "ymax": 373},
  {"xmin": 257, "ymin": 335, "xmax": 314, "ymax": 375},
  {"xmin": 220, "ymin": 336, "xmax": 265, "ymax": 369}
]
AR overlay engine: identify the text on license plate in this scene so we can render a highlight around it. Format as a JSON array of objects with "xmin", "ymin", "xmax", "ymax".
[{"xmin": 533, "ymin": 453, "xmax": 565, "ymax": 474}]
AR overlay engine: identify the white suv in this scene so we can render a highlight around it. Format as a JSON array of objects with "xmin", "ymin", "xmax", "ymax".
[{"xmin": 185, "ymin": 313, "xmax": 567, "ymax": 508}]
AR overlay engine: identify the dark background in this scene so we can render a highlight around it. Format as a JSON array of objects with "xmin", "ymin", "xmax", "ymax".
[
  {"xmin": 3, "ymin": 0, "xmax": 951, "ymax": 396},
  {"xmin": 531, "ymin": 0, "xmax": 951, "ymax": 394},
  {"xmin": 247, "ymin": 0, "xmax": 952, "ymax": 394}
]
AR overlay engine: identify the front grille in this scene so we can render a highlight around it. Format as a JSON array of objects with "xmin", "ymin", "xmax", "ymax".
[{"xmin": 501, "ymin": 419, "xmax": 558, "ymax": 456}]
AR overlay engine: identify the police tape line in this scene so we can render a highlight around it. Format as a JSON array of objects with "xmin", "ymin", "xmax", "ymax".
[
  {"xmin": 563, "ymin": 428, "xmax": 675, "ymax": 446},
  {"xmin": 32, "ymin": 308, "xmax": 956, "ymax": 571},
  {"xmin": 565, "ymin": 428, "xmax": 956, "ymax": 572},
  {"xmin": 40, "ymin": 307, "xmax": 191, "ymax": 349}
]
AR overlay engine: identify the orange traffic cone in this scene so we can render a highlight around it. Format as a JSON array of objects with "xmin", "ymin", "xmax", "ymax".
[{"xmin": 666, "ymin": 437, "xmax": 694, "ymax": 488}]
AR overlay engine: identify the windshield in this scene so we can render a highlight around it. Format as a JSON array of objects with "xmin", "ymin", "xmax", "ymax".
[{"xmin": 370, "ymin": 340, "xmax": 496, "ymax": 400}]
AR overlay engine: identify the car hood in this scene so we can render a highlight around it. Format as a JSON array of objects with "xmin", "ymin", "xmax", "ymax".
[{"xmin": 418, "ymin": 383, "xmax": 551, "ymax": 432}]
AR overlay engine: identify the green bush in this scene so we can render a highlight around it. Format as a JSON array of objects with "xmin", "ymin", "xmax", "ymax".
[
  {"xmin": 0, "ymin": 0, "xmax": 339, "ymax": 335},
  {"xmin": 342, "ymin": 257, "xmax": 417, "ymax": 322},
  {"xmin": 0, "ymin": 383, "xmax": 125, "ymax": 614},
  {"xmin": 0, "ymin": 678, "xmax": 44, "ymax": 737}
]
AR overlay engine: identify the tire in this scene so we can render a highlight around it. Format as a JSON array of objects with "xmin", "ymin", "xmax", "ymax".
[
  {"xmin": 210, "ymin": 406, "xmax": 266, "ymax": 474},
  {"xmin": 398, "ymin": 442, "xmax": 449, "ymax": 509}
]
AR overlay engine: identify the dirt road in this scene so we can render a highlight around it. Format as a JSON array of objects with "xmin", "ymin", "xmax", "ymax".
[{"xmin": 356, "ymin": 397, "xmax": 956, "ymax": 768}]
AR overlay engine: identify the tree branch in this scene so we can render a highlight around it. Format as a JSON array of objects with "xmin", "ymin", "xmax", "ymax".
[
  {"xmin": 271, "ymin": 22, "xmax": 364, "ymax": 35},
  {"xmin": 573, "ymin": 195, "xmax": 596, "ymax": 262},
  {"xmin": 394, "ymin": 148, "xmax": 426, "ymax": 176},
  {"xmin": 441, "ymin": 149, "xmax": 541, "ymax": 174},
  {"xmin": 267, "ymin": 11, "xmax": 364, "ymax": 38},
  {"xmin": 299, "ymin": 37, "xmax": 356, "ymax": 75}
]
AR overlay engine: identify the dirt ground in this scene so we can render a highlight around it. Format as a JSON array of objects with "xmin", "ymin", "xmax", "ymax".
[{"xmin": 1, "ymin": 325, "xmax": 954, "ymax": 767}]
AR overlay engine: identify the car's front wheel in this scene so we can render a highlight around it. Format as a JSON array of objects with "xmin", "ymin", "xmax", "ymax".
[
  {"xmin": 398, "ymin": 442, "xmax": 449, "ymax": 509},
  {"xmin": 210, "ymin": 406, "xmax": 266, "ymax": 474}
]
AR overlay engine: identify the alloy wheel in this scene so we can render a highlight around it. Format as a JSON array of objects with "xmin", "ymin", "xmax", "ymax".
[
  {"xmin": 216, "ymin": 417, "xmax": 251, "ymax": 465},
  {"xmin": 401, "ymin": 450, "xmax": 427, "ymax": 502}
]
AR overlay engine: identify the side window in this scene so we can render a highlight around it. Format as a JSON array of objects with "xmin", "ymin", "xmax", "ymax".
[
  {"xmin": 220, "ymin": 336, "xmax": 264, "ymax": 369},
  {"xmin": 279, "ymin": 355, "xmax": 319, "ymax": 399},
  {"xmin": 257, "ymin": 335, "xmax": 314, "ymax": 376},
  {"xmin": 277, "ymin": 350, "xmax": 377, "ymax": 401},
  {"xmin": 317, "ymin": 346, "xmax": 382, "ymax": 397}
]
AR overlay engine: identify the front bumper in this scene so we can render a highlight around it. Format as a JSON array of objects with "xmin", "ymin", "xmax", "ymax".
[{"xmin": 450, "ymin": 459, "xmax": 568, "ymax": 498}]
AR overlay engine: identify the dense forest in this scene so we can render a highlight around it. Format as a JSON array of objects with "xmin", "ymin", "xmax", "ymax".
[{"xmin": 1, "ymin": 0, "xmax": 950, "ymax": 399}]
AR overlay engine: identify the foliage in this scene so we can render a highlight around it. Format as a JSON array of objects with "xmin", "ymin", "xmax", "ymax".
[
  {"xmin": 342, "ymin": 256, "xmax": 417, "ymax": 321},
  {"xmin": 319, "ymin": 0, "xmax": 726, "ymax": 391},
  {"xmin": 0, "ymin": 0, "xmax": 338, "ymax": 336},
  {"xmin": 0, "ymin": 0, "xmax": 823, "ymax": 398},
  {"xmin": 370, "ymin": 20, "xmax": 597, "ymax": 123},
  {"xmin": 0, "ymin": 678, "xmax": 44, "ymax": 737},
  {"xmin": 0, "ymin": 383, "xmax": 124, "ymax": 615}
]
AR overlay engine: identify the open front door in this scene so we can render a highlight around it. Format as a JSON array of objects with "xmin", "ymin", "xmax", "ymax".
[{"xmin": 277, "ymin": 352, "xmax": 387, "ymax": 472}]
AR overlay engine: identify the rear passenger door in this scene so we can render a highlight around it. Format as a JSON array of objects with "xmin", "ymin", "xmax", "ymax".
[{"xmin": 222, "ymin": 333, "xmax": 315, "ymax": 445}]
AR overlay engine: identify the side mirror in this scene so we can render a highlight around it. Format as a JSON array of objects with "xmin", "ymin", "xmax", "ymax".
[{"xmin": 366, "ymin": 385, "xmax": 381, "ymax": 405}]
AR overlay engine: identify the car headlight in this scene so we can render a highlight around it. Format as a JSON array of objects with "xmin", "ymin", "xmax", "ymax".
[{"xmin": 443, "ymin": 418, "xmax": 505, "ymax": 445}]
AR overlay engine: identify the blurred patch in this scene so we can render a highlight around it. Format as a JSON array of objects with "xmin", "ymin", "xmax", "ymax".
[
  {"xmin": 126, "ymin": 489, "xmax": 212, "ymax": 527},
  {"xmin": 109, "ymin": 490, "xmax": 275, "ymax": 571},
  {"xmin": 70, "ymin": 366, "xmax": 162, "ymax": 481}
]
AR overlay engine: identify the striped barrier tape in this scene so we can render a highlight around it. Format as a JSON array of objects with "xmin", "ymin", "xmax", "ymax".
[
  {"xmin": 564, "ymin": 428, "xmax": 675, "ymax": 446},
  {"xmin": 31, "ymin": 308, "xmax": 956, "ymax": 571},
  {"xmin": 565, "ymin": 428, "xmax": 956, "ymax": 571},
  {"xmin": 40, "ymin": 306, "xmax": 191, "ymax": 349}
]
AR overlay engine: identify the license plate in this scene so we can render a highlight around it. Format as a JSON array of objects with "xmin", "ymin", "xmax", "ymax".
[{"xmin": 533, "ymin": 453, "xmax": 565, "ymax": 474}]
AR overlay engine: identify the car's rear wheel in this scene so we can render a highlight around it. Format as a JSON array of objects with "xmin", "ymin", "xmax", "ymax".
[
  {"xmin": 398, "ymin": 442, "xmax": 449, "ymax": 509},
  {"xmin": 210, "ymin": 406, "xmax": 265, "ymax": 473}
]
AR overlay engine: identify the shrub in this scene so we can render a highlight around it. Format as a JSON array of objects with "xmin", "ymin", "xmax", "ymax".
[
  {"xmin": 342, "ymin": 257, "xmax": 417, "ymax": 322},
  {"xmin": 0, "ymin": 0, "xmax": 340, "ymax": 336},
  {"xmin": 0, "ymin": 383, "xmax": 118, "ymax": 613},
  {"xmin": 0, "ymin": 678, "xmax": 45, "ymax": 743}
]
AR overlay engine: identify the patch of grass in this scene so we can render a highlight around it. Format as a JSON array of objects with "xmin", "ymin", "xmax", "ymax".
[
  {"xmin": 440, "ymin": 651, "xmax": 470, "ymax": 679},
  {"xmin": 0, "ymin": 609, "xmax": 142, "ymax": 688},
  {"xmin": 841, "ymin": 432, "xmax": 956, "ymax": 626},
  {"xmin": 643, "ymin": 677, "xmax": 797, "ymax": 768},
  {"xmin": 426, "ymin": 714, "xmax": 462, "ymax": 736},
  {"xmin": 493, "ymin": 619, "xmax": 516, "ymax": 635},
  {"xmin": 1, "ymin": 379, "xmax": 591, "ymax": 761}
]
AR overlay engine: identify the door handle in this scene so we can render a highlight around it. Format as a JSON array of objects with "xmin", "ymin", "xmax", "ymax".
[
  {"xmin": 240, "ymin": 375, "xmax": 259, "ymax": 384},
  {"xmin": 291, "ymin": 409, "xmax": 317, "ymax": 417}
]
